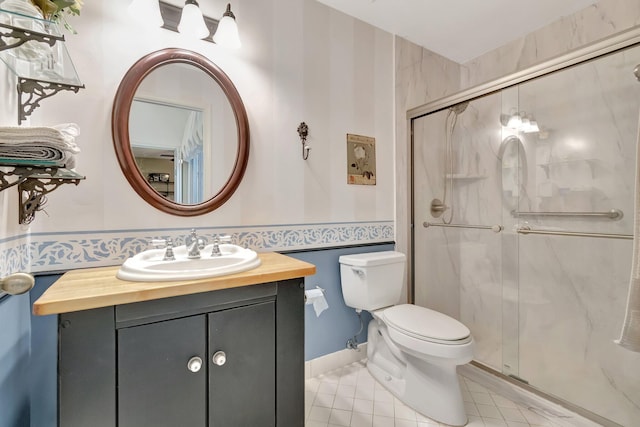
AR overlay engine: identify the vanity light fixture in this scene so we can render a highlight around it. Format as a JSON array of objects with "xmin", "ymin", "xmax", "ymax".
[
  {"xmin": 128, "ymin": 0, "xmax": 164, "ymax": 27},
  {"xmin": 178, "ymin": 0, "xmax": 210, "ymax": 39},
  {"xmin": 212, "ymin": 3, "xmax": 241, "ymax": 49},
  {"xmin": 502, "ymin": 110, "xmax": 541, "ymax": 133},
  {"xmin": 146, "ymin": 1, "xmax": 242, "ymax": 48}
]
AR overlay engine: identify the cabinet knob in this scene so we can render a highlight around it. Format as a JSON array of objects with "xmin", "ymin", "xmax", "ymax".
[
  {"xmin": 187, "ymin": 356, "xmax": 203, "ymax": 372},
  {"xmin": 212, "ymin": 351, "xmax": 226, "ymax": 366}
]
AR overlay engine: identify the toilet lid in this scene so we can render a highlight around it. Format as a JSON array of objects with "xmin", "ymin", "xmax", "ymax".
[{"xmin": 383, "ymin": 304, "xmax": 470, "ymax": 342}]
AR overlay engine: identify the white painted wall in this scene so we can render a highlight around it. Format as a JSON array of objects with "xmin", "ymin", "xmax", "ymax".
[{"xmin": 9, "ymin": 0, "xmax": 394, "ymax": 239}]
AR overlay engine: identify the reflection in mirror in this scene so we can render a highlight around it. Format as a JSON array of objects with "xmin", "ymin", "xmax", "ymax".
[
  {"xmin": 130, "ymin": 62, "xmax": 237, "ymax": 205},
  {"xmin": 499, "ymin": 135, "xmax": 528, "ymax": 210},
  {"xmin": 112, "ymin": 48, "xmax": 250, "ymax": 216},
  {"xmin": 130, "ymin": 100, "xmax": 205, "ymax": 204}
]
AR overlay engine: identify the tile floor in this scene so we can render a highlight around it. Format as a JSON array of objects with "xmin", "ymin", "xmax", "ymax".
[{"xmin": 305, "ymin": 361, "xmax": 561, "ymax": 427}]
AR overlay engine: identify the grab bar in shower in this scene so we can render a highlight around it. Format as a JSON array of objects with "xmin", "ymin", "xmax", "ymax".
[
  {"xmin": 423, "ymin": 222, "xmax": 503, "ymax": 233},
  {"xmin": 516, "ymin": 226, "xmax": 632, "ymax": 240},
  {"xmin": 511, "ymin": 209, "xmax": 623, "ymax": 220}
]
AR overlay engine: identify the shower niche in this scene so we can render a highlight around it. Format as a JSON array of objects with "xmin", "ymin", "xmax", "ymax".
[{"xmin": 411, "ymin": 38, "xmax": 640, "ymax": 426}]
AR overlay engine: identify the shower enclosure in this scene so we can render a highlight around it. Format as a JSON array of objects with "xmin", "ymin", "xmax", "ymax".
[{"xmin": 410, "ymin": 37, "xmax": 640, "ymax": 426}]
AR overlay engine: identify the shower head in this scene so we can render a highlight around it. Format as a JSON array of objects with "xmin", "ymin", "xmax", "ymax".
[{"xmin": 450, "ymin": 102, "xmax": 469, "ymax": 114}]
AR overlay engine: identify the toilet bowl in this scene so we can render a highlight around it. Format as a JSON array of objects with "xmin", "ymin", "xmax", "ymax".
[{"xmin": 339, "ymin": 251, "xmax": 474, "ymax": 426}]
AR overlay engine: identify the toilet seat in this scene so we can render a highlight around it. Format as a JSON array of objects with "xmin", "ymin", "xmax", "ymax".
[{"xmin": 381, "ymin": 304, "xmax": 471, "ymax": 345}]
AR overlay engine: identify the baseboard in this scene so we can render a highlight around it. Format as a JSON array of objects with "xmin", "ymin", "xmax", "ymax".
[
  {"xmin": 305, "ymin": 343, "xmax": 368, "ymax": 379},
  {"xmin": 459, "ymin": 362, "xmax": 620, "ymax": 427}
]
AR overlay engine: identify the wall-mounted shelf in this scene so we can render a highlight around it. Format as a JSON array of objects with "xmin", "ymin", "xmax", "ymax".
[
  {"xmin": 0, "ymin": 161, "xmax": 84, "ymax": 224},
  {"xmin": 0, "ymin": 8, "xmax": 84, "ymax": 124}
]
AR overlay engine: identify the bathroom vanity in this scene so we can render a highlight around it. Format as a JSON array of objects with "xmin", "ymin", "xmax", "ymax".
[{"xmin": 33, "ymin": 252, "xmax": 315, "ymax": 427}]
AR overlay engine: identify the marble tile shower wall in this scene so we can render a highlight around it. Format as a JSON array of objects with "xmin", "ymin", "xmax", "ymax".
[
  {"xmin": 412, "ymin": 40, "xmax": 640, "ymax": 426},
  {"xmin": 461, "ymin": 0, "xmax": 640, "ymax": 88}
]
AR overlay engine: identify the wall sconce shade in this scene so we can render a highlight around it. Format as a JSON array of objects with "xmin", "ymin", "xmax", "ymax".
[
  {"xmin": 158, "ymin": 1, "xmax": 219, "ymax": 41},
  {"xmin": 177, "ymin": 0, "xmax": 210, "ymax": 39},
  {"xmin": 507, "ymin": 113, "xmax": 522, "ymax": 129},
  {"xmin": 213, "ymin": 3, "xmax": 241, "ymax": 49},
  {"xmin": 129, "ymin": 0, "xmax": 164, "ymax": 27}
]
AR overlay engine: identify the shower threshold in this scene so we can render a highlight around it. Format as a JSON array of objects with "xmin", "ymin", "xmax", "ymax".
[{"xmin": 459, "ymin": 361, "xmax": 621, "ymax": 427}]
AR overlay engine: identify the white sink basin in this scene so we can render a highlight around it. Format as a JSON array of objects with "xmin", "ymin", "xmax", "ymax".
[{"xmin": 117, "ymin": 244, "xmax": 261, "ymax": 282}]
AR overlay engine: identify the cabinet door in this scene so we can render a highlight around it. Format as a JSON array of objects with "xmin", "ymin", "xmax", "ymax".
[
  {"xmin": 209, "ymin": 302, "xmax": 276, "ymax": 426},
  {"xmin": 118, "ymin": 315, "xmax": 207, "ymax": 427}
]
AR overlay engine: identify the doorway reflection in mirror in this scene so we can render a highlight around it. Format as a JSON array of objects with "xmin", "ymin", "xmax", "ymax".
[{"xmin": 130, "ymin": 99, "xmax": 204, "ymax": 204}]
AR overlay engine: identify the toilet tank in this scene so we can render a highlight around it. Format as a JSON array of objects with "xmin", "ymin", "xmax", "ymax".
[{"xmin": 339, "ymin": 251, "xmax": 406, "ymax": 311}]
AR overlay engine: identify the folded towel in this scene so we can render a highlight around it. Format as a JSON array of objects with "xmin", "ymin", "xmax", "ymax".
[
  {"xmin": 0, "ymin": 124, "xmax": 80, "ymax": 168},
  {"xmin": 0, "ymin": 143, "xmax": 66, "ymax": 164}
]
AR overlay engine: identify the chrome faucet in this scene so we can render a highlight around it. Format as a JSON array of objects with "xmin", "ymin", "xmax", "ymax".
[
  {"xmin": 186, "ymin": 229, "xmax": 205, "ymax": 259},
  {"xmin": 211, "ymin": 234, "xmax": 232, "ymax": 257}
]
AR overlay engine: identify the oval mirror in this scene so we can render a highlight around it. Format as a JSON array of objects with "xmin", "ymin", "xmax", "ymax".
[{"xmin": 112, "ymin": 48, "xmax": 249, "ymax": 216}]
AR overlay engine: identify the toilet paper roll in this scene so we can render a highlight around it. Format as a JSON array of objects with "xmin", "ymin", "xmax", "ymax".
[{"xmin": 305, "ymin": 288, "xmax": 328, "ymax": 317}]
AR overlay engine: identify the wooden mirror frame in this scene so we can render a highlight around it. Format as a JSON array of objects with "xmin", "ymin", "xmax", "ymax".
[{"xmin": 112, "ymin": 48, "xmax": 250, "ymax": 216}]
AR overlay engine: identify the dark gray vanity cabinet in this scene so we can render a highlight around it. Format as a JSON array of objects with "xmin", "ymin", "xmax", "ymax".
[
  {"xmin": 118, "ymin": 314, "xmax": 209, "ymax": 427},
  {"xmin": 58, "ymin": 279, "xmax": 302, "ymax": 427}
]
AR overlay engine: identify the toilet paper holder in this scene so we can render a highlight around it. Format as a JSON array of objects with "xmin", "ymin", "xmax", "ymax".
[{"xmin": 304, "ymin": 286, "xmax": 325, "ymax": 303}]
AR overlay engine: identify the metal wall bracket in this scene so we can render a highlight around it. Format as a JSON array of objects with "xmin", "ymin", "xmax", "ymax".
[
  {"xmin": 0, "ymin": 21, "xmax": 64, "ymax": 52},
  {"xmin": 0, "ymin": 166, "xmax": 84, "ymax": 224},
  {"xmin": 17, "ymin": 77, "xmax": 84, "ymax": 123}
]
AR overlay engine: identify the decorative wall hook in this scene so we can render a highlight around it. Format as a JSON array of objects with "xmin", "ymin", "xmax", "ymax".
[{"xmin": 297, "ymin": 122, "xmax": 310, "ymax": 160}]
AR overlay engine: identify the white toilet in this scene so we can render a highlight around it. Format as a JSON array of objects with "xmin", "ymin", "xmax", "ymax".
[{"xmin": 339, "ymin": 251, "xmax": 474, "ymax": 426}]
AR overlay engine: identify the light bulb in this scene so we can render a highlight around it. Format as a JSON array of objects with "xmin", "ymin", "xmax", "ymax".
[
  {"xmin": 524, "ymin": 120, "xmax": 540, "ymax": 133},
  {"xmin": 178, "ymin": 0, "xmax": 209, "ymax": 39},
  {"xmin": 507, "ymin": 113, "xmax": 522, "ymax": 129},
  {"xmin": 213, "ymin": 3, "xmax": 241, "ymax": 49}
]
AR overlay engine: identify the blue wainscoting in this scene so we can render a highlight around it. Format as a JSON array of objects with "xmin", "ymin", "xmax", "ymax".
[
  {"xmin": 0, "ymin": 294, "xmax": 30, "ymax": 427},
  {"xmin": 29, "ymin": 275, "xmax": 59, "ymax": 427},
  {"xmin": 286, "ymin": 243, "xmax": 395, "ymax": 361}
]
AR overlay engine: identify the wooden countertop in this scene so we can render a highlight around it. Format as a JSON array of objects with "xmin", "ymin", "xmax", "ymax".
[{"xmin": 33, "ymin": 252, "xmax": 316, "ymax": 316}]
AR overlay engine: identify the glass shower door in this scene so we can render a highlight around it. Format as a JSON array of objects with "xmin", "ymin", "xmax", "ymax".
[
  {"xmin": 508, "ymin": 44, "xmax": 640, "ymax": 425},
  {"xmin": 412, "ymin": 41, "xmax": 640, "ymax": 426}
]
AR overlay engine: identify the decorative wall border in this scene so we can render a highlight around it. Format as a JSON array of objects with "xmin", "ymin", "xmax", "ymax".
[{"xmin": 0, "ymin": 221, "xmax": 394, "ymax": 274}]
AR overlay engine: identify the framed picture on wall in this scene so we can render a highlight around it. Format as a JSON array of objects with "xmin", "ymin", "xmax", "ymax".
[{"xmin": 346, "ymin": 134, "xmax": 376, "ymax": 185}]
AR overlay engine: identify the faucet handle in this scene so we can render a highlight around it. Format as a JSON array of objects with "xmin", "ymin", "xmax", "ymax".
[
  {"xmin": 211, "ymin": 234, "xmax": 231, "ymax": 257},
  {"xmin": 150, "ymin": 238, "xmax": 175, "ymax": 261},
  {"xmin": 163, "ymin": 238, "xmax": 175, "ymax": 261}
]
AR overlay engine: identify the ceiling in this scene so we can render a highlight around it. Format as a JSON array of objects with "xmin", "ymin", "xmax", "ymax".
[{"xmin": 315, "ymin": 0, "xmax": 599, "ymax": 63}]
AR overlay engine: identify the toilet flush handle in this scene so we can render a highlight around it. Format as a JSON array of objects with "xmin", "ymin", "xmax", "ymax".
[{"xmin": 352, "ymin": 268, "xmax": 365, "ymax": 278}]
